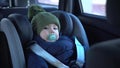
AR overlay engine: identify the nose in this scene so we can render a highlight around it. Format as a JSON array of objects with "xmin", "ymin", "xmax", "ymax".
[{"xmin": 49, "ymin": 27, "xmax": 54, "ymax": 33}]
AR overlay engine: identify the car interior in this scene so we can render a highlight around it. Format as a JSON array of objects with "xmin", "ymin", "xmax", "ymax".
[
  {"xmin": 0, "ymin": 0, "xmax": 89, "ymax": 68},
  {"xmin": 0, "ymin": 0, "xmax": 120, "ymax": 68}
]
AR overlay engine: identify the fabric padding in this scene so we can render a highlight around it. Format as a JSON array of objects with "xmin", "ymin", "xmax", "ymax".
[
  {"xmin": 0, "ymin": 18, "xmax": 26, "ymax": 68},
  {"xmin": 51, "ymin": 11, "xmax": 73, "ymax": 36},
  {"xmin": 8, "ymin": 13, "xmax": 33, "ymax": 48}
]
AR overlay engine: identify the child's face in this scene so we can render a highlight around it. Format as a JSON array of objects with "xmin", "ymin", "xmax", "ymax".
[{"xmin": 40, "ymin": 24, "xmax": 59, "ymax": 42}]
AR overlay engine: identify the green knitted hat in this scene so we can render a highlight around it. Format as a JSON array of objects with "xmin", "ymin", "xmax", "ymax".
[
  {"xmin": 31, "ymin": 12, "xmax": 61, "ymax": 35},
  {"xmin": 28, "ymin": 4, "xmax": 46, "ymax": 21}
]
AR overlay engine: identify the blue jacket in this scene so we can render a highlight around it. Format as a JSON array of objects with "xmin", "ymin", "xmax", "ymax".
[{"xmin": 27, "ymin": 35, "xmax": 75, "ymax": 68}]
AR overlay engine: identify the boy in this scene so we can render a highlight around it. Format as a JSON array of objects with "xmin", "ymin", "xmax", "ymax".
[{"xmin": 27, "ymin": 5, "xmax": 79, "ymax": 68}]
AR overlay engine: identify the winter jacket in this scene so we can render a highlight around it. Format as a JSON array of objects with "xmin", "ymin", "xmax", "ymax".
[{"xmin": 27, "ymin": 35, "xmax": 75, "ymax": 68}]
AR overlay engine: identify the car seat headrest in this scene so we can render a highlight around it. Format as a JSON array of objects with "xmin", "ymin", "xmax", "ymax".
[
  {"xmin": 51, "ymin": 11, "xmax": 89, "ymax": 50},
  {"xmin": 106, "ymin": 0, "xmax": 120, "ymax": 27},
  {"xmin": 51, "ymin": 11, "xmax": 73, "ymax": 36},
  {"xmin": 0, "ymin": 0, "xmax": 9, "ymax": 7},
  {"xmin": 8, "ymin": 13, "xmax": 33, "ymax": 47}
]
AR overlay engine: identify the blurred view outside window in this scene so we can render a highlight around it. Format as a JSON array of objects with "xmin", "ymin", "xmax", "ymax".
[
  {"xmin": 81, "ymin": 0, "xmax": 106, "ymax": 16},
  {"xmin": 38, "ymin": 0, "xmax": 106, "ymax": 16},
  {"xmin": 38, "ymin": 0, "xmax": 59, "ymax": 5}
]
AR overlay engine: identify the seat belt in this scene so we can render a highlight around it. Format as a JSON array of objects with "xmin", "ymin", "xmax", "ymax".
[
  {"xmin": 30, "ymin": 37, "xmax": 85, "ymax": 68},
  {"xmin": 74, "ymin": 37, "xmax": 85, "ymax": 68},
  {"xmin": 30, "ymin": 43, "xmax": 69, "ymax": 68}
]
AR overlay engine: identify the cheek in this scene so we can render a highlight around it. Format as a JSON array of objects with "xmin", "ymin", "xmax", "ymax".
[{"xmin": 40, "ymin": 31, "xmax": 49, "ymax": 40}]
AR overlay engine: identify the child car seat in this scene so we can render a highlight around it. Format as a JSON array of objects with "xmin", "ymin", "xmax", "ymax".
[{"xmin": 6, "ymin": 10, "xmax": 89, "ymax": 68}]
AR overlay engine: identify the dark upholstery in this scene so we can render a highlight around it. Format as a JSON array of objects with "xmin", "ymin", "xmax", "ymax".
[
  {"xmin": 106, "ymin": 0, "xmax": 120, "ymax": 27},
  {"xmin": 86, "ymin": 39, "xmax": 120, "ymax": 68},
  {"xmin": 0, "ymin": 18, "xmax": 25, "ymax": 68},
  {"xmin": 69, "ymin": 13, "xmax": 89, "ymax": 50},
  {"xmin": 51, "ymin": 11, "xmax": 73, "ymax": 36},
  {"xmin": 8, "ymin": 13, "xmax": 33, "ymax": 48},
  {"xmin": 0, "ymin": 13, "xmax": 33, "ymax": 68},
  {"xmin": 85, "ymin": 0, "xmax": 120, "ymax": 68},
  {"xmin": 0, "ymin": 31, "xmax": 12, "ymax": 68},
  {"xmin": 0, "ymin": 8, "xmax": 28, "ymax": 21},
  {"xmin": 0, "ymin": 0, "xmax": 9, "ymax": 7}
]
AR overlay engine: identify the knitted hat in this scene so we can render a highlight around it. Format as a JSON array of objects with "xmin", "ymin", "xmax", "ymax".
[
  {"xmin": 31, "ymin": 12, "xmax": 61, "ymax": 35},
  {"xmin": 28, "ymin": 4, "xmax": 46, "ymax": 21}
]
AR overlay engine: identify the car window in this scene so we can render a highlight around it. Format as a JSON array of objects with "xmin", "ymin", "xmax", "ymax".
[
  {"xmin": 37, "ymin": 0, "xmax": 59, "ymax": 8},
  {"xmin": 80, "ymin": 0, "xmax": 106, "ymax": 16},
  {"xmin": 38, "ymin": 0, "xmax": 59, "ymax": 5}
]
